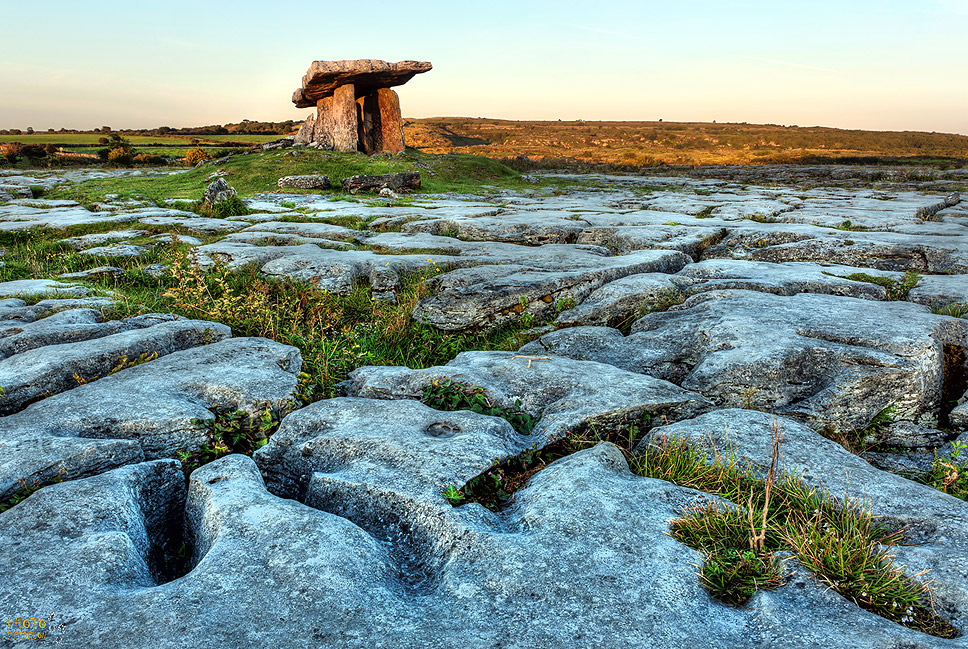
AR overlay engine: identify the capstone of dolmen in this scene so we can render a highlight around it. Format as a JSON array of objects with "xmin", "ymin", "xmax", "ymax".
[{"xmin": 293, "ymin": 59, "xmax": 431, "ymax": 155}]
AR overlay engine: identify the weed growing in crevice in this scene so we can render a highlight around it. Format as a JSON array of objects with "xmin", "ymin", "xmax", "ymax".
[
  {"xmin": 0, "ymin": 469, "xmax": 68, "ymax": 513},
  {"xmin": 917, "ymin": 440, "xmax": 968, "ymax": 501},
  {"xmin": 840, "ymin": 270, "xmax": 921, "ymax": 301},
  {"xmin": 613, "ymin": 290, "xmax": 689, "ymax": 334},
  {"xmin": 421, "ymin": 379, "xmax": 538, "ymax": 435},
  {"xmin": 931, "ymin": 302, "xmax": 968, "ymax": 318},
  {"xmin": 443, "ymin": 414, "xmax": 957, "ymax": 637},
  {"xmin": 443, "ymin": 412, "xmax": 663, "ymax": 510}
]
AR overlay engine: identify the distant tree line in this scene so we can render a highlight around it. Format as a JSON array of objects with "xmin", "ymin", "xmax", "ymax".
[{"xmin": 0, "ymin": 119, "xmax": 298, "ymax": 137}]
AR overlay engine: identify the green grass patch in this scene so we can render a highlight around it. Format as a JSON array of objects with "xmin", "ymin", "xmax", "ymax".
[
  {"xmin": 438, "ymin": 416, "xmax": 956, "ymax": 637},
  {"xmin": 840, "ymin": 270, "xmax": 921, "ymax": 301},
  {"xmin": 45, "ymin": 149, "xmax": 531, "ymax": 205}
]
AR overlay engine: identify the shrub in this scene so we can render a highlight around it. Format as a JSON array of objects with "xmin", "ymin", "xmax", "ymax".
[
  {"xmin": 107, "ymin": 147, "xmax": 132, "ymax": 165},
  {"xmin": 0, "ymin": 143, "xmax": 23, "ymax": 163},
  {"xmin": 133, "ymin": 153, "xmax": 166, "ymax": 165},
  {"xmin": 184, "ymin": 147, "xmax": 211, "ymax": 166},
  {"xmin": 209, "ymin": 195, "xmax": 250, "ymax": 218}
]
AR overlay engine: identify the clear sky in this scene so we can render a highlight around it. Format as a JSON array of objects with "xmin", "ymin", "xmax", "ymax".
[{"xmin": 2, "ymin": 0, "xmax": 967, "ymax": 134}]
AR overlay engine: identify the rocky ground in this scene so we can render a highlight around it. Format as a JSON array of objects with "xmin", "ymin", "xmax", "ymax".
[{"xmin": 2, "ymin": 164, "xmax": 968, "ymax": 647}]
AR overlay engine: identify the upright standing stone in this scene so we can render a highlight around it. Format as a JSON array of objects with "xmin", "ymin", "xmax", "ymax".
[
  {"xmin": 314, "ymin": 96, "xmax": 335, "ymax": 149},
  {"xmin": 361, "ymin": 88, "xmax": 404, "ymax": 154},
  {"xmin": 294, "ymin": 112, "xmax": 316, "ymax": 145},
  {"xmin": 329, "ymin": 84, "xmax": 358, "ymax": 152}
]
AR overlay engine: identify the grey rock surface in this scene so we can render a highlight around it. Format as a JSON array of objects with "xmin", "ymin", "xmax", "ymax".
[
  {"xmin": 0, "ymin": 336, "xmax": 301, "ymax": 500},
  {"xmin": 339, "ymin": 350, "xmax": 712, "ymax": 443},
  {"xmin": 646, "ymin": 408, "xmax": 968, "ymax": 631},
  {"xmin": 277, "ymin": 174, "xmax": 332, "ymax": 190},
  {"xmin": 522, "ymin": 289, "xmax": 968, "ymax": 433}
]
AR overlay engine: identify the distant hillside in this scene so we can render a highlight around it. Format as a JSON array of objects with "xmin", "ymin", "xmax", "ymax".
[{"xmin": 402, "ymin": 117, "xmax": 968, "ymax": 167}]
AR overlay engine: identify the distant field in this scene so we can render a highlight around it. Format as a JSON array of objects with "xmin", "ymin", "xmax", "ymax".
[
  {"xmin": 0, "ymin": 134, "xmax": 198, "ymax": 145},
  {"xmin": 0, "ymin": 133, "xmax": 282, "ymax": 146},
  {"xmin": 201, "ymin": 134, "xmax": 283, "ymax": 143},
  {"xmin": 403, "ymin": 118, "xmax": 968, "ymax": 166}
]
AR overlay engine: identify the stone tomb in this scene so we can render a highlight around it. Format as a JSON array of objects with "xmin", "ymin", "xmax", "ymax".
[{"xmin": 293, "ymin": 59, "xmax": 432, "ymax": 154}]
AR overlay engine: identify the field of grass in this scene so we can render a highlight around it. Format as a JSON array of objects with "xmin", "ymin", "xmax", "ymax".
[
  {"xmin": 0, "ymin": 134, "xmax": 200, "ymax": 145},
  {"xmin": 0, "ymin": 133, "xmax": 282, "ymax": 146},
  {"xmin": 200, "ymin": 134, "xmax": 283, "ymax": 143},
  {"xmin": 403, "ymin": 117, "xmax": 968, "ymax": 167},
  {"xmin": 45, "ymin": 148, "xmax": 528, "ymax": 204}
]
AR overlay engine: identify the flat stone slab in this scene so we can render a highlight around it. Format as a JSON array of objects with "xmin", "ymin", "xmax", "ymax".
[
  {"xmin": 293, "ymin": 59, "xmax": 432, "ymax": 108},
  {"xmin": 60, "ymin": 229, "xmax": 147, "ymax": 250},
  {"xmin": 0, "ymin": 336, "xmax": 301, "ymax": 500},
  {"xmin": 80, "ymin": 243, "xmax": 151, "ymax": 257},
  {"xmin": 339, "ymin": 351, "xmax": 712, "ymax": 443},
  {"xmin": 522, "ymin": 289, "xmax": 968, "ymax": 433},
  {"xmin": 0, "ymin": 279, "xmax": 98, "ymax": 299}
]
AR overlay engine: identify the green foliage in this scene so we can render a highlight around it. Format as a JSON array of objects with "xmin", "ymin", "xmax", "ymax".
[
  {"xmin": 208, "ymin": 195, "xmax": 250, "ymax": 218},
  {"xmin": 930, "ymin": 302, "xmax": 968, "ymax": 318},
  {"xmin": 919, "ymin": 440, "xmax": 968, "ymax": 501},
  {"xmin": 0, "ymin": 469, "xmax": 68, "ymax": 513},
  {"xmin": 184, "ymin": 147, "xmax": 211, "ymax": 166},
  {"xmin": 555, "ymin": 296, "xmax": 577, "ymax": 313},
  {"xmin": 45, "ymin": 149, "xmax": 529, "ymax": 205},
  {"xmin": 421, "ymin": 379, "xmax": 538, "ymax": 435},
  {"xmin": 842, "ymin": 271, "xmax": 920, "ymax": 301}
]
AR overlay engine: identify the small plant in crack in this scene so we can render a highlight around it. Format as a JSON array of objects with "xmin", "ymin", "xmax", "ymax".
[
  {"xmin": 0, "ymin": 468, "xmax": 68, "ymax": 513},
  {"xmin": 176, "ymin": 372, "xmax": 315, "ymax": 475},
  {"xmin": 919, "ymin": 440, "xmax": 968, "ymax": 501},
  {"xmin": 420, "ymin": 379, "xmax": 538, "ymax": 435}
]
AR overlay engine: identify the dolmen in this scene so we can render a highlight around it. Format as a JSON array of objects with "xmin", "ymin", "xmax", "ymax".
[{"xmin": 293, "ymin": 59, "xmax": 432, "ymax": 154}]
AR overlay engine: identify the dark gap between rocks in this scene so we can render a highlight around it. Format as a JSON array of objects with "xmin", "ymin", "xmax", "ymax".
[{"xmin": 940, "ymin": 343, "xmax": 968, "ymax": 430}]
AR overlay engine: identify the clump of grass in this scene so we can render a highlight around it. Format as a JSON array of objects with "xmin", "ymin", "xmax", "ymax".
[
  {"xmin": 442, "ymin": 413, "xmax": 957, "ymax": 637},
  {"xmin": 613, "ymin": 289, "xmax": 689, "ymax": 334},
  {"xmin": 841, "ymin": 270, "xmax": 921, "ymax": 301},
  {"xmin": 98, "ymin": 247, "xmax": 532, "ymax": 397},
  {"xmin": 931, "ymin": 302, "xmax": 968, "ymax": 318}
]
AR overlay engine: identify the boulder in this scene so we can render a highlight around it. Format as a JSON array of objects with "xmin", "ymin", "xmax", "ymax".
[
  {"xmin": 341, "ymin": 171, "xmax": 421, "ymax": 193},
  {"xmin": 277, "ymin": 174, "xmax": 332, "ymax": 190},
  {"xmin": 202, "ymin": 178, "xmax": 237, "ymax": 205}
]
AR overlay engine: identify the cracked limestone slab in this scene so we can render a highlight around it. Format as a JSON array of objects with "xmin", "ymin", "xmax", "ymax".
[
  {"xmin": 645, "ymin": 408, "xmax": 968, "ymax": 631},
  {"xmin": 0, "ymin": 336, "xmax": 301, "ymax": 500},
  {"xmin": 59, "ymin": 229, "xmax": 148, "ymax": 249},
  {"xmin": 0, "ymin": 314, "xmax": 232, "ymax": 414},
  {"xmin": 521, "ymin": 289, "xmax": 968, "ymax": 433},
  {"xmin": 672, "ymin": 259, "xmax": 894, "ymax": 300},
  {"xmin": 338, "ymin": 351, "xmax": 712, "ymax": 444},
  {"xmin": 0, "ymin": 279, "xmax": 101, "ymax": 299},
  {"xmin": 411, "ymin": 248, "xmax": 691, "ymax": 331},
  {"xmin": 1, "ymin": 438, "xmax": 954, "ymax": 647}
]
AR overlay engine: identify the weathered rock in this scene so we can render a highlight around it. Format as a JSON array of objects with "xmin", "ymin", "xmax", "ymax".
[
  {"xmin": 294, "ymin": 112, "xmax": 316, "ymax": 145},
  {"xmin": 277, "ymin": 174, "xmax": 332, "ymax": 190},
  {"xmin": 341, "ymin": 171, "xmax": 421, "ymax": 193},
  {"xmin": 0, "ymin": 336, "xmax": 301, "ymax": 499},
  {"xmin": 645, "ymin": 409, "xmax": 968, "ymax": 631},
  {"xmin": 339, "ymin": 351, "xmax": 712, "ymax": 443},
  {"xmin": 0, "ymin": 278, "xmax": 97, "ymax": 298},
  {"xmin": 329, "ymin": 83, "xmax": 359, "ymax": 152},
  {"xmin": 412, "ymin": 248, "xmax": 691, "ymax": 331},
  {"xmin": 556, "ymin": 273, "xmax": 681, "ymax": 327},
  {"xmin": 0, "ymin": 314, "xmax": 231, "ymax": 414},
  {"xmin": 202, "ymin": 177, "xmax": 237, "ymax": 205},
  {"xmin": 80, "ymin": 243, "xmax": 150, "ymax": 257},
  {"xmin": 60, "ymin": 229, "xmax": 147, "ymax": 250},
  {"xmin": 360, "ymin": 88, "xmax": 404, "ymax": 154},
  {"xmin": 292, "ymin": 59, "xmax": 432, "ymax": 108},
  {"xmin": 522, "ymin": 290, "xmax": 968, "ymax": 433}
]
